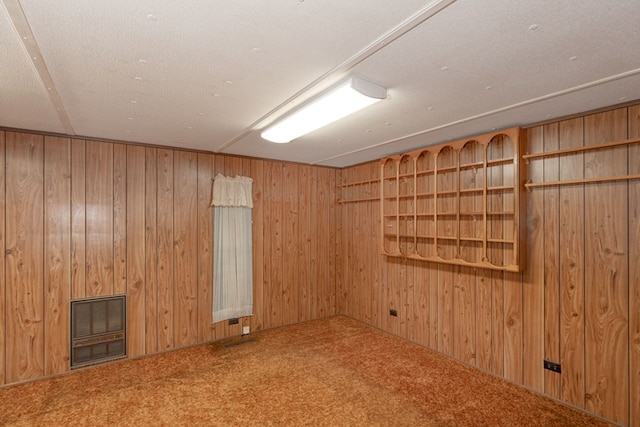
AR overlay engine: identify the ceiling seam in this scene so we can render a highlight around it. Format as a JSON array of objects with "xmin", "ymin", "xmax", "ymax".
[
  {"xmin": 215, "ymin": 0, "xmax": 457, "ymax": 154},
  {"xmin": 2, "ymin": 0, "xmax": 75, "ymax": 136},
  {"xmin": 313, "ymin": 67, "xmax": 640, "ymax": 165}
]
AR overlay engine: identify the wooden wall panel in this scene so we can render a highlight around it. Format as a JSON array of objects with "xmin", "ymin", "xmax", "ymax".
[
  {"xmin": 196, "ymin": 153, "xmax": 214, "ymax": 343},
  {"xmin": 542, "ymin": 123, "xmax": 561, "ymax": 398},
  {"xmin": 558, "ymin": 117, "xmax": 586, "ymax": 408},
  {"xmin": 297, "ymin": 165, "xmax": 311, "ymax": 323},
  {"xmin": 113, "ymin": 144, "xmax": 127, "ymax": 296},
  {"xmin": 0, "ymin": 131, "xmax": 4, "ymax": 385},
  {"xmin": 127, "ymin": 145, "xmax": 146, "ymax": 357},
  {"xmin": 85, "ymin": 140, "xmax": 114, "ymax": 297},
  {"xmin": 144, "ymin": 148, "xmax": 158, "ymax": 354},
  {"xmin": 250, "ymin": 159, "xmax": 265, "ymax": 332},
  {"xmin": 70, "ymin": 139, "xmax": 86, "ymax": 300},
  {"xmin": 43, "ymin": 136, "xmax": 71, "ymax": 376},
  {"xmin": 503, "ymin": 271, "xmax": 523, "ymax": 384},
  {"xmin": 453, "ymin": 266, "xmax": 475, "ymax": 365},
  {"xmin": 629, "ymin": 105, "xmax": 640, "ymax": 427},
  {"xmin": 5, "ymin": 132, "xmax": 44, "ymax": 383},
  {"xmin": 268, "ymin": 162, "xmax": 283, "ymax": 329},
  {"xmin": 0, "ymin": 129, "xmax": 339, "ymax": 391},
  {"xmin": 584, "ymin": 110, "xmax": 629, "ymax": 425},
  {"xmin": 156, "ymin": 149, "xmax": 174, "ymax": 351},
  {"xmin": 283, "ymin": 163, "xmax": 299, "ymax": 325},
  {"xmin": 173, "ymin": 151, "xmax": 198, "ymax": 347},
  {"xmin": 523, "ymin": 125, "xmax": 544, "ymax": 392}
]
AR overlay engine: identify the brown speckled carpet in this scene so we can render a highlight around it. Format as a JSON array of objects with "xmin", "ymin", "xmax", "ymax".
[{"xmin": 0, "ymin": 316, "xmax": 611, "ymax": 426}]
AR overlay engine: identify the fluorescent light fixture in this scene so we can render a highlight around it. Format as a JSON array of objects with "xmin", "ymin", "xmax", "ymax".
[{"xmin": 261, "ymin": 76, "xmax": 387, "ymax": 143}]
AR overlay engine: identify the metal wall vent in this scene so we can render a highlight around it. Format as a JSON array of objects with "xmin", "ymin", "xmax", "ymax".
[{"xmin": 70, "ymin": 295, "xmax": 126, "ymax": 368}]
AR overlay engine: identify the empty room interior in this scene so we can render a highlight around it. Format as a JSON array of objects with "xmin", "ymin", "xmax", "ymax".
[{"xmin": 1, "ymin": 1, "xmax": 639, "ymax": 426}]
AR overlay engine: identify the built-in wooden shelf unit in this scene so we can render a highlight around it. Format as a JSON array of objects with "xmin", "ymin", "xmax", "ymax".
[{"xmin": 380, "ymin": 127, "xmax": 526, "ymax": 272}]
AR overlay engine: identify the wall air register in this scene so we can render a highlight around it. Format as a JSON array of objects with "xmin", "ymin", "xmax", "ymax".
[{"xmin": 70, "ymin": 295, "xmax": 126, "ymax": 368}]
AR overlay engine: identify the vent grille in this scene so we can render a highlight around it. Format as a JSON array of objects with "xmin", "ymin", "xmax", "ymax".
[{"xmin": 70, "ymin": 295, "xmax": 126, "ymax": 368}]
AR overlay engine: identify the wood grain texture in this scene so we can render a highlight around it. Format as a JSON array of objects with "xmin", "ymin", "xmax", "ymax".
[
  {"xmin": 156, "ymin": 149, "xmax": 174, "ymax": 351},
  {"xmin": 0, "ymin": 131, "xmax": 4, "ymax": 385},
  {"xmin": 144, "ymin": 148, "xmax": 158, "ymax": 354},
  {"xmin": 268, "ymin": 162, "xmax": 284, "ymax": 329},
  {"xmin": 173, "ymin": 151, "xmax": 198, "ymax": 347},
  {"xmin": 5, "ymin": 132, "xmax": 44, "ymax": 383},
  {"xmin": 43, "ymin": 136, "xmax": 71, "ymax": 376},
  {"xmin": 523, "ymin": 125, "xmax": 544, "ymax": 393},
  {"xmin": 283, "ymin": 163, "xmax": 299, "ymax": 325},
  {"xmin": 503, "ymin": 271, "xmax": 523, "ymax": 384},
  {"xmin": 558, "ymin": 117, "xmax": 586, "ymax": 409},
  {"xmin": 196, "ymin": 153, "xmax": 214, "ymax": 343},
  {"xmin": 584, "ymin": 110, "xmax": 629, "ymax": 425},
  {"xmin": 248, "ymin": 159, "xmax": 264, "ymax": 333},
  {"xmin": 542, "ymin": 123, "xmax": 561, "ymax": 398},
  {"xmin": 453, "ymin": 266, "xmax": 476, "ymax": 365},
  {"xmin": 85, "ymin": 140, "xmax": 114, "ymax": 297},
  {"xmin": 70, "ymin": 139, "xmax": 86, "ymax": 300},
  {"xmin": 628, "ymin": 104, "xmax": 640, "ymax": 427},
  {"xmin": 113, "ymin": 144, "xmax": 127, "ymax": 296},
  {"xmin": 297, "ymin": 165, "xmax": 311, "ymax": 323},
  {"xmin": 127, "ymin": 145, "xmax": 146, "ymax": 357}
]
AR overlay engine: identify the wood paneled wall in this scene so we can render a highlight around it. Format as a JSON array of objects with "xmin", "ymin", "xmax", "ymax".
[
  {"xmin": 338, "ymin": 104, "xmax": 640, "ymax": 427},
  {"xmin": 0, "ymin": 131, "xmax": 337, "ymax": 386}
]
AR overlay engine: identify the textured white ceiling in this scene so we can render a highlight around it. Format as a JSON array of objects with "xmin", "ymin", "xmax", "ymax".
[{"xmin": 1, "ymin": 0, "xmax": 639, "ymax": 167}]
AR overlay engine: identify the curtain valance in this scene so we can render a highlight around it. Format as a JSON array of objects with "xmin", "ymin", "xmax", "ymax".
[{"xmin": 211, "ymin": 174, "xmax": 253, "ymax": 208}]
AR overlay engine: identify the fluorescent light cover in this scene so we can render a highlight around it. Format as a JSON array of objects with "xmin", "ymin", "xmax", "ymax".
[{"xmin": 261, "ymin": 76, "xmax": 387, "ymax": 143}]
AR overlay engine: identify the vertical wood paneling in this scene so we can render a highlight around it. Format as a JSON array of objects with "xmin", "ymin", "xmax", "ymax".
[
  {"xmin": 269, "ymin": 162, "xmax": 283, "ymax": 328},
  {"xmin": 414, "ymin": 262, "xmax": 430, "ymax": 348},
  {"xmin": 6, "ymin": 132, "xmax": 44, "ymax": 383},
  {"xmin": 144, "ymin": 148, "xmax": 158, "ymax": 354},
  {"xmin": 297, "ymin": 165, "xmax": 311, "ymax": 322},
  {"xmin": 127, "ymin": 146, "xmax": 146, "ymax": 357},
  {"xmin": 584, "ymin": 110, "xmax": 629, "ymax": 425},
  {"xmin": 113, "ymin": 144, "xmax": 127, "ymax": 296},
  {"xmin": 523, "ymin": 125, "xmax": 544, "ymax": 392},
  {"xmin": 369, "ymin": 163, "xmax": 381, "ymax": 329},
  {"xmin": 196, "ymin": 153, "xmax": 214, "ymax": 343},
  {"xmin": 458, "ymin": 266, "xmax": 477, "ymax": 365},
  {"xmin": 250, "ymin": 159, "xmax": 265, "ymax": 332},
  {"xmin": 70, "ymin": 139, "xmax": 86, "ymax": 300},
  {"xmin": 438, "ymin": 264, "xmax": 453, "ymax": 355},
  {"xmin": 503, "ymin": 271, "xmax": 523, "ymax": 384},
  {"xmin": 173, "ymin": 151, "xmax": 198, "ymax": 347},
  {"xmin": 628, "ymin": 105, "xmax": 640, "ymax": 427},
  {"xmin": 85, "ymin": 140, "xmax": 114, "ymax": 297},
  {"xmin": 283, "ymin": 163, "xmax": 299, "ymax": 325},
  {"xmin": 490, "ymin": 269, "xmax": 505, "ymax": 376},
  {"xmin": 211, "ymin": 156, "xmax": 226, "ymax": 339},
  {"xmin": 0, "ymin": 131, "xmax": 5, "ymax": 385},
  {"xmin": 157, "ymin": 149, "xmax": 174, "ymax": 351},
  {"xmin": 475, "ymin": 268, "xmax": 491, "ymax": 371},
  {"xmin": 558, "ymin": 117, "xmax": 586, "ymax": 408},
  {"xmin": 542, "ymin": 123, "xmax": 561, "ymax": 398},
  {"xmin": 261, "ymin": 161, "xmax": 274, "ymax": 330},
  {"xmin": 44, "ymin": 136, "xmax": 71, "ymax": 376}
]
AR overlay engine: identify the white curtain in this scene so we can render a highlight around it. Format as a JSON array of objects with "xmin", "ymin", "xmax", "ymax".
[{"xmin": 211, "ymin": 174, "xmax": 253, "ymax": 323}]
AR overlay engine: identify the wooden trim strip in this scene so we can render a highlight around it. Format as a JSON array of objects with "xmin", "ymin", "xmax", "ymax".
[
  {"xmin": 522, "ymin": 136, "xmax": 640, "ymax": 160},
  {"xmin": 525, "ymin": 173, "xmax": 640, "ymax": 190}
]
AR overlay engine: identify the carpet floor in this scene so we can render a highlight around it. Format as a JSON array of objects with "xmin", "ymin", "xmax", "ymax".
[{"xmin": 0, "ymin": 315, "xmax": 612, "ymax": 426}]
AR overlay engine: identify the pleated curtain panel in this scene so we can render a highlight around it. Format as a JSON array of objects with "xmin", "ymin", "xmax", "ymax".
[{"xmin": 211, "ymin": 174, "xmax": 253, "ymax": 323}]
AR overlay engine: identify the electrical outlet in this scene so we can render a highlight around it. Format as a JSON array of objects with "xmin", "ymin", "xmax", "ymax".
[
  {"xmin": 242, "ymin": 326, "xmax": 250, "ymax": 335},
  {"xmin": 389, "ymin": 309, "xmax": 398, "ymax": 317},
  {"xmin": 543, "ymin": 359, "xmax": 561, "ymax": 373}
]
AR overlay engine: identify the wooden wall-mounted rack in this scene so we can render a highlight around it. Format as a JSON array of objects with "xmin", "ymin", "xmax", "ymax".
[
  {"xmin": 522, "ymin": 136, "xmax": 640, "ymax": 190},
  {"xmin": 380, "ymin": 127, "xmax": 527, "ymax": 272}
]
